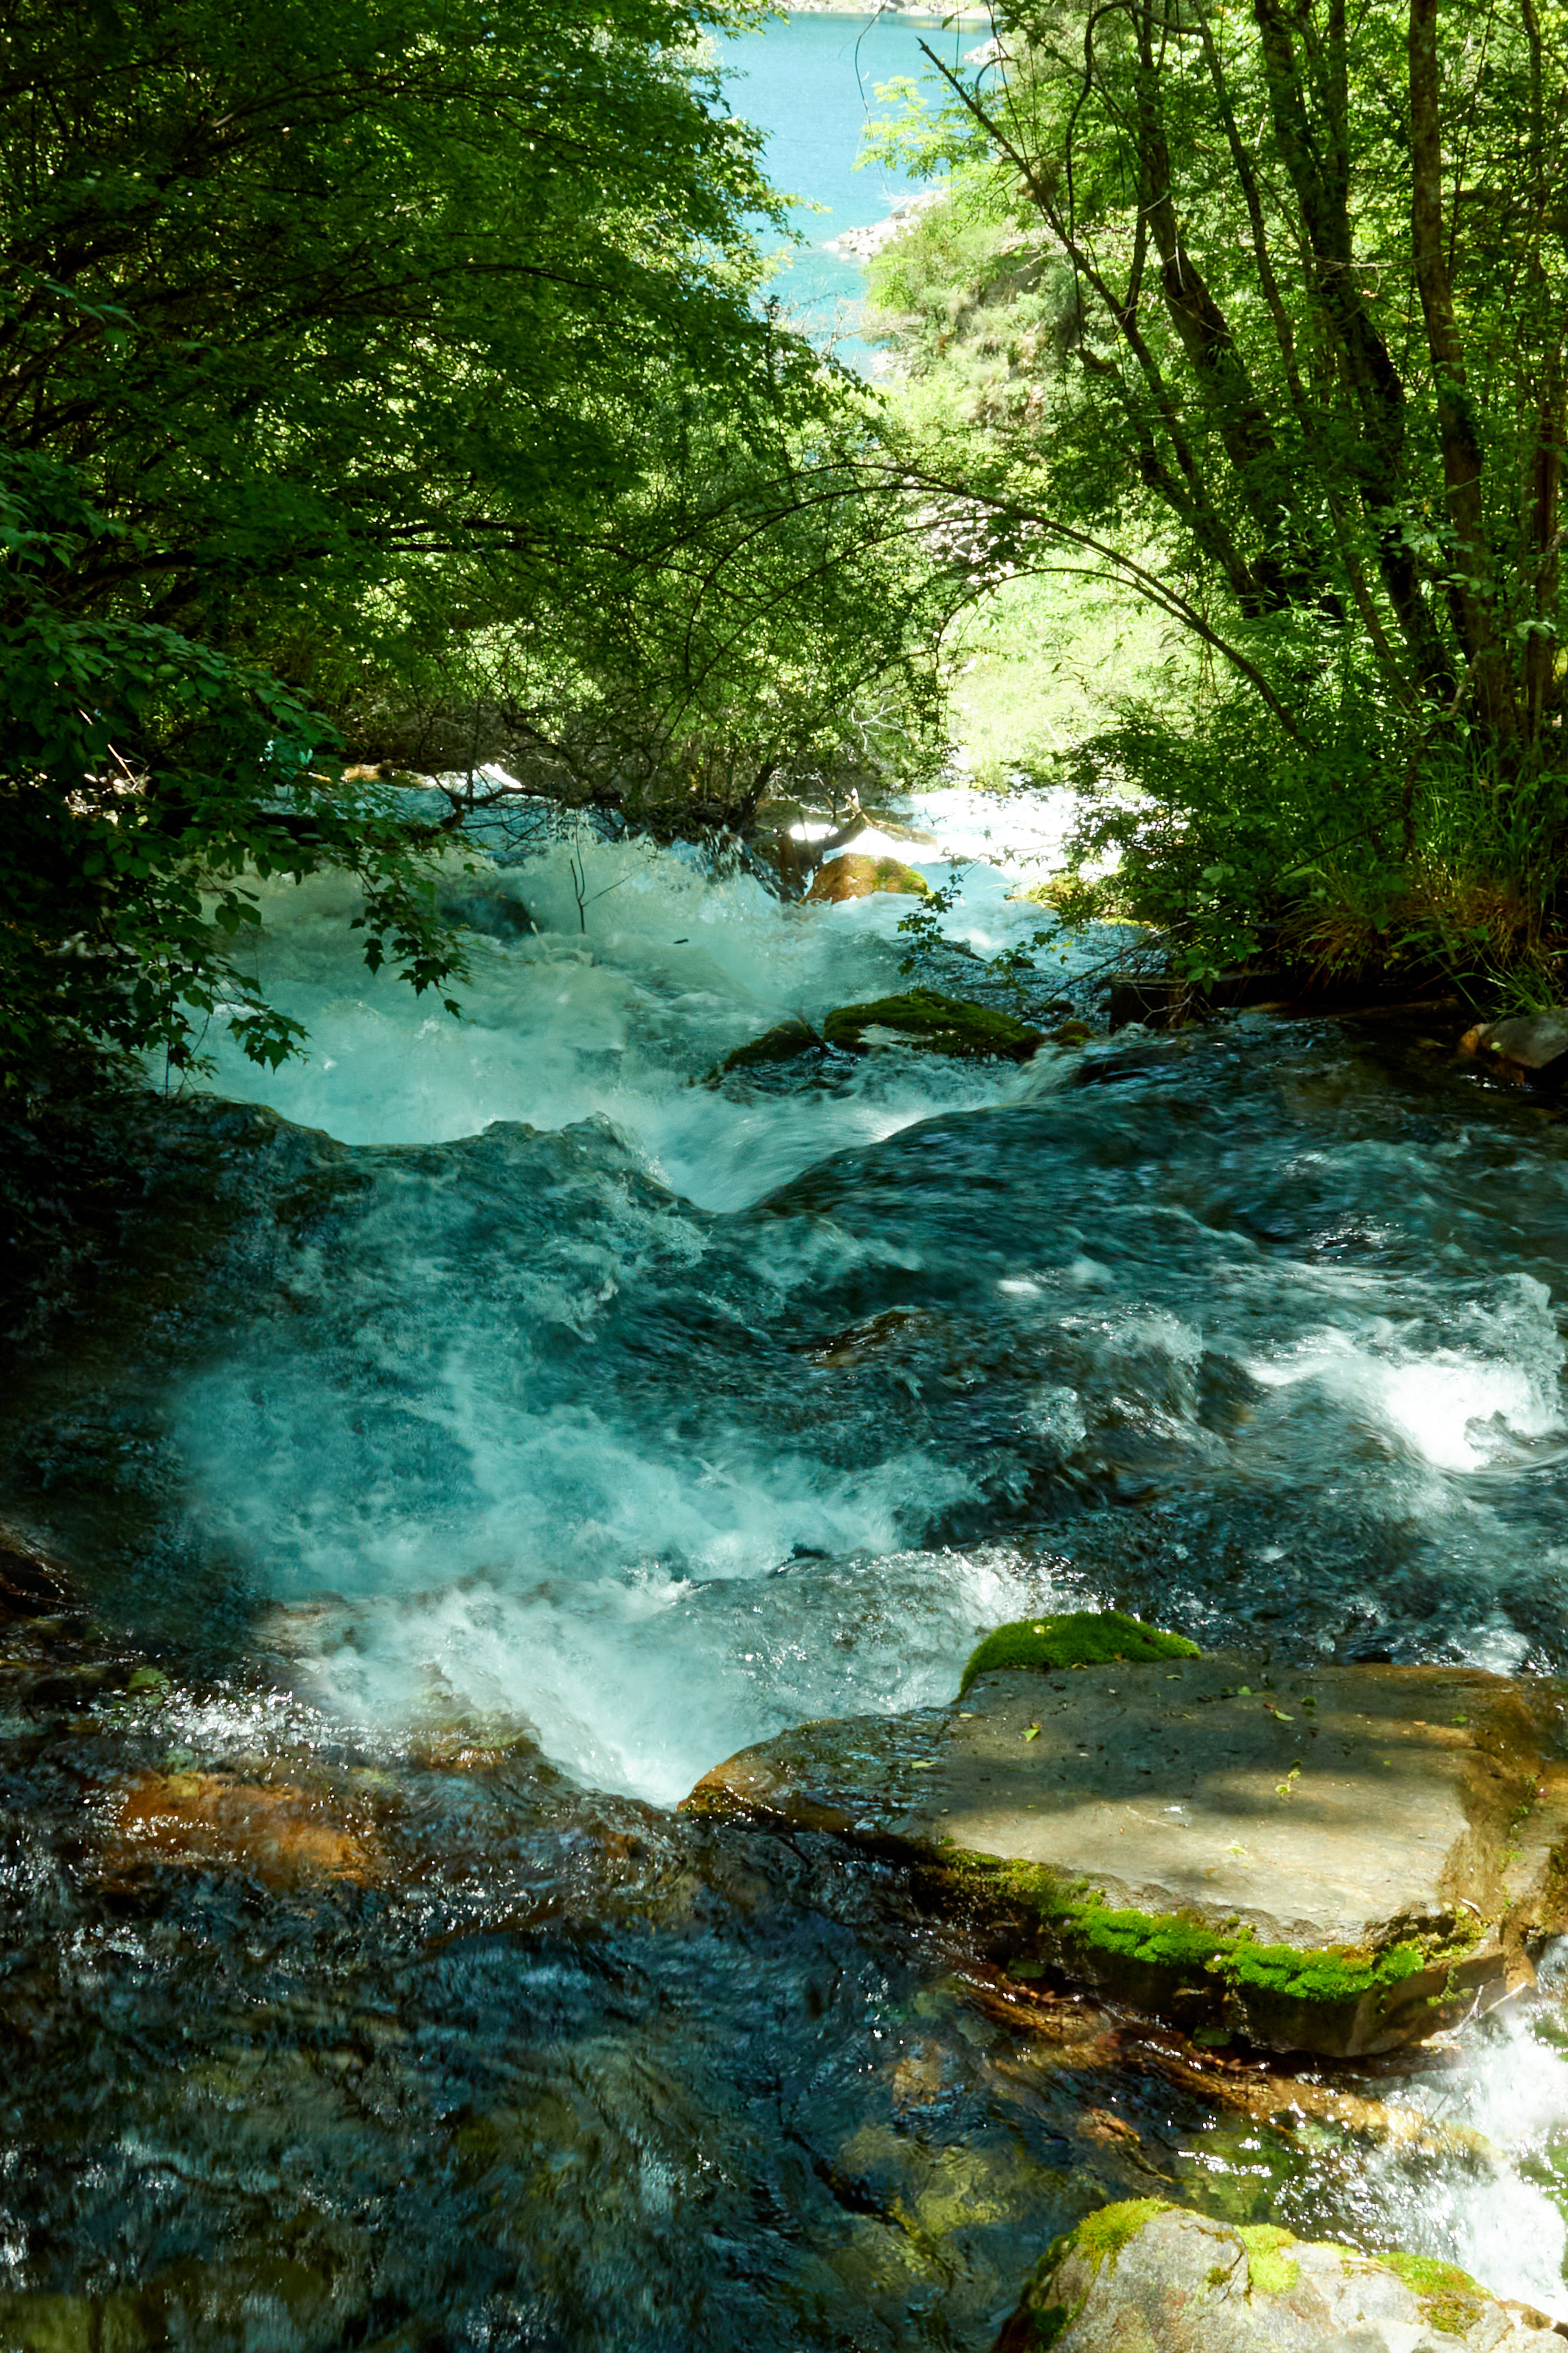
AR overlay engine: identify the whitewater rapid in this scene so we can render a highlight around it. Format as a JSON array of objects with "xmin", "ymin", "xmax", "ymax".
[{"xmin": 4, "ymin": 780, "xmax": 1567, "ymax": 2330}]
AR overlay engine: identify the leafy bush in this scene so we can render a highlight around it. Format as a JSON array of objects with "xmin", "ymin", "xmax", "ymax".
[{"xmin": 0, "ymin": 455, "xmax": 463, "ymax": 1086}]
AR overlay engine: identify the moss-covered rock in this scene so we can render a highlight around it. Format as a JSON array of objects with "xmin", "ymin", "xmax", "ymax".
[
  {"xmin": 684, "ymin": 1652, "xmax": 1568, "ymax": 2055},
  {"xmin": 822, "ymin": 988, "xmax": 1044, "ymax": 1061},
  {"xmin": 941, "ymin": 1848, "xmax": 1440, "ymax": 2053},
  {"xmin": 992, "ymin": 2202, "xmax": 1559, "ymax": 2350},
  {"xmin": 960, "ymin": 1611, "xmax": 1199, "ymax": 1694},
  {"xmin": 709, "ymin": 1017, "xmax": 823, "ymax": 1080},
  {"xmin": 805, "ymin": 852, "xmax": 932, "ymax": 903},
  {"xmin": 1383, "ymin": 2252, "xmax": 1491, "ymax": 2338}
]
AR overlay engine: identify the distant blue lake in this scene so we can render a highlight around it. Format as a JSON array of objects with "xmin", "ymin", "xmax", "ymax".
[{"xmin": 717, "ymin": 13, "xmax": 974, "ymax": 363}]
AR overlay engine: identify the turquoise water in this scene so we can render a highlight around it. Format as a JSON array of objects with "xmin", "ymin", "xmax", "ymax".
[{"xmin": 718, "ymin": 13, "xmax": 974, "ymax": 359}]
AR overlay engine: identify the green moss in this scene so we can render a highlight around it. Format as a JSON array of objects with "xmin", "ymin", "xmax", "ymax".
[
  {"xmin": 821, "ymin": 989, "xmax": 1043, "ymax": 1062},
  {"xmin": 1070, "ymin": 2199, "xmax": 1172, "ymax": 2274},
  {"xmin": 1016, "ymin": 2200, "xmax": 1170, "ymax": 2346},
  {"xmin": 1384, "ymin": 2250, "xmax": 1487, "ymax": 2334},
  {"xmin": 1227, "ymin": 1934, "xmax": 1429, "ymax": 2003},
  {"xmin": 714, "ymin": 1018, "xmax": 821, "ymax": 1076},
  {"xmin": 1385, "ymin": 2253, "xmax": 1482, "ymax": 2298},
  {"xmin": 1237, "ymin": 2223, "xmax": 1300, "ymax": 2295},
  {"xmin": 960, "ymin": 1610, "xmax": 1200, "ymax": 1694},
  {"xmin": 941, "ymin": 1851, "xmax": 1450, "ymax": 2025},
  {"xmin": 1069, "ymin": 1897, "xmax": 1225, "ymax": 1974}
]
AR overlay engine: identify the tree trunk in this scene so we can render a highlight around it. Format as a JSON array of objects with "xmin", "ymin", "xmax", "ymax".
[{"xmin": 1408, "ymin": 0, "xmax": 1514, "ymax": 732}]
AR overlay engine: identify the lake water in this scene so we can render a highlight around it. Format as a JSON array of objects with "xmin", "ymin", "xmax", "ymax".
[{"xmin": 718, "ymin": 13, "xmax": 974, "ymax": 359}]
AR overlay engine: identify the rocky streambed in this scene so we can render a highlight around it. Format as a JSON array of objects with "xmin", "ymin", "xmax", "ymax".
[
  {"xmin": 682, "ymin": 1607, "xmax": 1568, "ymax": 2341},
  {"xmin": 7, "ymin": 797, "xmax": 1568, "ymax": 2346}
]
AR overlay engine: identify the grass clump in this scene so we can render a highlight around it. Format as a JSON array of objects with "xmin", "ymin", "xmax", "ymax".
[{"xmin": 960, "ymin": 1609, "xmax": 1200, "ymax": 1694}]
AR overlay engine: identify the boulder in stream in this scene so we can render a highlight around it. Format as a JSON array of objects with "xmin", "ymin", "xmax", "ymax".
[
  {"xmin": 991, "ymin": 2200, "xmax": 1568, "ymax": 2351},
  {"xmin": 805, "ymin": 852, "xmax": 932, "ymax": 903},
  {"xmin": 707, "ymin": 1016, "xmax": 824, "ymax": 1080},
  {"xmin": 822, "ymin": 989, "xmax": 1044, "ymax": 1061},
  {"xmin": 1463, "ymin": 1010, "xmax": 1568, "ymax": 1079},
  {"xmin": 684, "ymin": 1612, "xmax": 1568, "ymax": 2056}
]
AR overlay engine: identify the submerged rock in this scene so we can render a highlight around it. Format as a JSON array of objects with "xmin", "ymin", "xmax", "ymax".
[
  {"xmin": 992, "ymin": 2201, "xmax": 1566, "ymax": 2351},
  {"xmin": 805, "ymin": 852, "xmax": 932, "ymax": 904},
  {"xmin": 822, "ymin": 989, "xmax": 1044, "ymax": 1061},
  {"xmin": 684, "ymin": 1621, "xmax": 1568, "ymax": 2056},
  {"xmin": 107, "ymin": 1769, "xmax": 382, "ymax": 1888}
]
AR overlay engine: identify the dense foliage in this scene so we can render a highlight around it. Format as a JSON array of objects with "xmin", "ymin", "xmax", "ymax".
[
  {"xmin": 866, "ymin": 0, "xmax": 1568, "ymax": 993},
  {"xmin": 0, "ymin": 0, "xmax": 944, "ymax": 1083}
]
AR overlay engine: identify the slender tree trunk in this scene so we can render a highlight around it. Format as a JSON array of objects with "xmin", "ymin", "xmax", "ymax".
[
  {"xmin": 1519, "ymin": 0, "xmax": 1562, "ymax": 752},
  {"xmin": 1252, "ymin": 0, "xmax": 1451, "ymax": 693},
  {"xmin": 1408, "ymin": 0, "xmax": 1514, "ymax": 731}
]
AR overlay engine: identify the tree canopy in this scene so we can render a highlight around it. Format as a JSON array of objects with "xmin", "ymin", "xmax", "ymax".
[
  {"xmin": 0, "ymin": 0, "xmax": 946, "ymax": 1084},
  {"xmin": 865, "ymin": 0, "xmax": 1568, "ymax": 987}
]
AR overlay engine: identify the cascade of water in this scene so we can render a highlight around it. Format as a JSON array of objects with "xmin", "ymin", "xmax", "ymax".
[{"xmin": 5, "ymin": 783, "xmax": 1568, "ymax": 2343}]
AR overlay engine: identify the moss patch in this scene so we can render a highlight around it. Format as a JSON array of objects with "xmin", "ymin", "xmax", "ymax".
[
  {"xmin": 960, "ymin": 1610, "xmax": 1199, "ymax": 1694},
  {"xmin": 1385, "ymin": 2251, "xmax": 1487, "ymax": 2335},
  {"xmin": 713, "ymin": 1019, "xmax": 822, "ymax": 1077},
  {"xmin": 1237, "ymin": 2223, "xmax": 1300, "ymax": 2295},
  {"xmin": 1002, "ymin": 2209, "xmax": 1507, "ymax": 2353},
  {"xmin": 821, "ymin": 989, "xmax": 1043, "ymax": 1062},
  {"xmin": 1015, "ymin": 2201, "xmax": 1171, "ymax": 2347},
  {"xmin": 943, "ymin": 1851, "xmax": 1439, "ymax": 2018},
  {"xmin": 1071, "ymin": 2200, "xmax": 1173, "ymax": 2275}
]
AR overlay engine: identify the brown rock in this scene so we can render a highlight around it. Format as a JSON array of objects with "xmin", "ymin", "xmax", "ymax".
[
  {"xmin": 1475, "ymin": 1011, "xmax": 1568, "ymax": 1073},
  {"xmin": 805, "ymin": 853, "xmax": 932, "ymax": 904},
  {"xmin": 107, "ymin": 1770, "xmax": 381, "ymax": 1888}
]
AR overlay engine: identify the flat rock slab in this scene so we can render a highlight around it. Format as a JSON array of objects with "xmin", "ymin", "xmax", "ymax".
[
  {"xmin": 993, "ymin": 2203, "xmax": 1568, "ymax": 2352},
  {"xmin": 684, "ymin": 1656, "xmax": 1568, "ymax": 2053}
]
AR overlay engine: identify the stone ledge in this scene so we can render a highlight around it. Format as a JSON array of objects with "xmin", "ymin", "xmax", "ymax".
[{"xmin": 682, "ymin": 1652, "xmax": 1568, "ymax": 2054}]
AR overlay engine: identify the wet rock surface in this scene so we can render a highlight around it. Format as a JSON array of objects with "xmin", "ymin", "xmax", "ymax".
[
  {"xmin": 1468, "ymin": 1011, "xmax": 1568, "ymax": 1078},
  {"xmin": 993, "ymin": 2202, "xmax": 1568, "ymax": 2351},
  {"xmin": 822, "ymin": 988, "xmax": 1044, "ymax": 1061},
  {"xmin": 708, "ymin": 1015, "xmax": 824, "ymax": 1078},
  {"xmin": 106, "ymin": 1767, "xmax": 384, "ymax": 1888},
  {"xmin": 686, "ymin": 1652, "xmax": 1568, "ymax": 2054},
  {"xmin": 805, "ymin": 850, "xmax": 933, "ymax": 902}
]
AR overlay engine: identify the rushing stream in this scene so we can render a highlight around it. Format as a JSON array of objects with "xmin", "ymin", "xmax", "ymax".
[{"xmin": 5, "ymin": 784, "xmax": 1568, "ymax": 2347}]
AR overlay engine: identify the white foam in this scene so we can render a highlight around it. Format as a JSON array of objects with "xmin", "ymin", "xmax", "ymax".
[
  {"xmin": 1356, "ymin": 2005, "xmax": 1568, "ymax": 2318},
  {"xmin": 198, "ymin": 819, "xmax": 1082, "ymax": 1211},
  {"xmin": 1247, "ymin": 1275, "xmax": 1564, "ymax": 1472},
  {"xmin": 265, "ymin": 1540, "xmax": 1073, "ymax": 1806}
]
